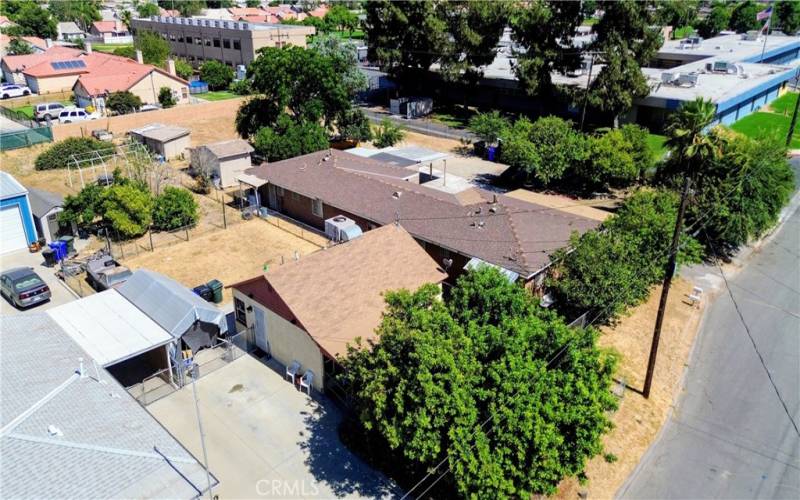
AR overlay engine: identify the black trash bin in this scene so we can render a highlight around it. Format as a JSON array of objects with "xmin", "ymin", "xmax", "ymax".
[
  {"xmin": 192, "ymin": 284, "xmax": 213, "ymax": 302},
  {"xmin": 42, "ymin": 247, "xmax": 56, "ymax": 267}
]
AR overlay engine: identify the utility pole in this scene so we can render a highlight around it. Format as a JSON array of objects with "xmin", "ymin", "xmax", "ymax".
[
  {"xmin": 786, "ymin": 71, "xmax": 800, "ymax": 147},
  {"xmin": 580, "ymin": 52, "xmax": 596, "ymax": 132},
  {"xmin": 643, "ymin": 177, "xmax": 691, "ymax": 399}
]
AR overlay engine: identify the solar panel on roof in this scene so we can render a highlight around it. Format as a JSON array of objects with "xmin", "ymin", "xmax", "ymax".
[{"xmin": 50, "ymin": 60, "xmax": 86, "ymax": 70}]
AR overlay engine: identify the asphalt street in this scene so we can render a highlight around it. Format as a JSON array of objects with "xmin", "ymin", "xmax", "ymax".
[{"xmin": 620, "ymin": 205, "xmax": 800, "ymax": 499}]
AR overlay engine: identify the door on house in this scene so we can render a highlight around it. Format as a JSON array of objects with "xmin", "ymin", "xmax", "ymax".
[
  {"xmin": 267, "ymin": 184, "xmax": 282, "ymax": 211},
  {"xmin": 253, "ymin": 307, "xmax": 269, "ymax": 353}
]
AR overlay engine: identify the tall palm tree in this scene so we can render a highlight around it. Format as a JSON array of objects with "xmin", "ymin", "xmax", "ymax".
[{"xmin": 665, "ymin": 97, "xmax": 720, "ymax": 171}]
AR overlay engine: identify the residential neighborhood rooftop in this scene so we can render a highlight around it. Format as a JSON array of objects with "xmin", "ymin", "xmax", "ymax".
[
  {"xmin": 27, "ymin": 188, "xmax": 63, "ymax": 218},
  {"xmin": 0, "ymin": 171, "xmax": 27, "ymax": 198},
  {"xmin": 232, "ymin": 224, "xmax": 447, "ymax": 358},
  {"xmin": 201, "ymin": 138, "xmax": 254, "ymax": 158},
  {"xmin": 244, "ymin": 150, "xmax": 602, "ymax": 277},
  {"xmin": 0, "ymin": 314, "xmax": 214, "ymax": 499},
  {"xmin": 129, "ymin": 123, "xmax": 192, "ymax": 143}
]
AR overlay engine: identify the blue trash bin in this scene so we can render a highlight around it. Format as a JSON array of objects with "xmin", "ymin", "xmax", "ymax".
[
  {"xmin": 48, "ymin": 241, "xmax": 66, "ymax": 262},
  {"xmin": 487, "ymin": 145, "xmax": 496, "ymax": 162}
]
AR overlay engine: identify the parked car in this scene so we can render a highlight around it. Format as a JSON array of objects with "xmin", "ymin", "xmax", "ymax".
[
  {"xmin": 57, "ymin": 107, "xmax": 99, "ymax": 124},
  {"xmin": 139, "ymin": 104, "xmax": 160, "ymax": 112},
  {"xmin": 0, "ymin": 84, "xmax": 32, "ymax": 99},
  {"xmin": 35, "ymin": 102, "xmax": 67, "ymax": 121},
  {"xmin": 86, "ymin": 253, "xmax": 132, "ymax": 291},
  {"xmin": 0, "ymin": 267, "xmax": 51, "ymax": 309}
]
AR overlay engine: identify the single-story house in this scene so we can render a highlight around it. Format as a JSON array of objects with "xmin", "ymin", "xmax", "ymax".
[
  {"xmin": 191, "ymin": 139, "xmax": 254, "ymax": 188},
  {"xmin": 230, "ymin": 224, "xmax": 447, "ymax": 394},
  {"xmin": 0, "ymin": 314, "xmax": 216, "ymax": 498},
  {"xmin": 0, "ymin": 34, "xmax": 47, "ymax": 58},
  {"xmin": 28, "ymin": 187, "xmax": 69, "ymax": 243},
  {"xmin": 0, "ymin": 45, "xmax": 82, "ymax": 84},
  {"xmin": 128, "ymin": 123, "xmax": 191, "ymax": 160},
  {"xmin": 89, "ymin": 20, "xmax": 132, "ymax": 43},
  {"xmin": 0, "ymin": 172, "xmax": 36, "ymax": 254},
  {"xmin": 239, "ymin": 149, "xmax": 602, "ymax": 288},
  {"xmin": 57, "ymin": 21, "xmax": 87, "ymax": 41}
]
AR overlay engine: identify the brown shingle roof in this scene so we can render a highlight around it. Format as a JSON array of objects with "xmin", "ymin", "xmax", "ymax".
[
  {"xmin": 244, "ymin": 150, "xmax": 601, "ymax": 277},
  {"xmin": 235, "ymin": 225, "xmax": 447, "ymax": 358},
  {"xmin": 202, "ymin": 139, "xmax": 254, "ymax": 159}
]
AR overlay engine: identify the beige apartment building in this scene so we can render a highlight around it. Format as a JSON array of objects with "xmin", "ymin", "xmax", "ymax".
[{"xmin": 131, "ymin": 16, "xmax": 315, "ymax": 68}]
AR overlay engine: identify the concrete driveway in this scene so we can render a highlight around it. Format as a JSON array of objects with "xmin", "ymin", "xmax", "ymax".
[
  {"xmin": 147, "ymin": 354, "xmax": 401, "ymax": 499},
  {"xmin": 0, "ymin": 248, "xmax": 76, "ymax": 315}
]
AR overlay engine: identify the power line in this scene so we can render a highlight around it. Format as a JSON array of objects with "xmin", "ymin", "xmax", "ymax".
[{"xmin": 704, "ymin": 229, "xmax": 800, "ymax": 439}]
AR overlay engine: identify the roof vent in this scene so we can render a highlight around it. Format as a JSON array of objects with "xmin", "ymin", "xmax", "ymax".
[{"xmin": 47, "ymin": 425, "xmax": 63, "ymax": 437}]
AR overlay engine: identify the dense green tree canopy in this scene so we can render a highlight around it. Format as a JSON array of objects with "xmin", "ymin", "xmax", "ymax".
[
  {"xmin": 341, "ymin": 267, "xmax": 618, "ymax": 497},
  {"xmin": 152, "ymin": 186, "xmax": 199, "ymax": 230},
  {"xmin": 655, "ymin": 0, "xmax": 699, "ymax": 28},
  {"xmin": 6, "ymin": 38, "xmax": 34, "ymax": 55},
  {"xmin": 48, "ymin": 0, "xmax": 100, "ymax": 32},
  {"xmin": 136, "ymin": 1, "xmax": 161, "ymax": 18},
  {"xmin": 729, "ymin": 0, "xmax": 762, "ymax": 33},
  {"xmin": 697, "ymin": 0, "xmax": 732, "ymax": 37},
  {"xmin": 308, "ymin": 35, "xmax": 368, "ymax": 97},
  {"xmin": 199, "ymin": 60, "xmax": 234, "ymax": 90},
  {"xmin": 158, "ymin": 87, "xmax": 176, "ymax": 108},
  {"xmin": 135, "ymin": 30, "xmax": 170, "ymax": 65},
  {"xmin": 775, "ymin": 0, "xmax": 800, "ymax": 34},
  {"xmin": 251, "ymin": 113, "xmax": 328, "ymax": 162},
  {"xmin": 102, "ymin": 184, "xmax": 154, "ymax": 238},
  {"xmin": 468, "ymin": 111, "xmax": 510, "ymax": 145},
  {"xmin": 7, "ymin": 2, "xmax": 57, "ymax": 39},
  {"xmin": 106, "ymin": 91, "xmax": 143, "ymax": 115},
  {"xmin": 157, "ymin": 0, "xmax": 206, "ymax": 17},
  {"xmin": 324, "ymin": 3, "xmax": 359, "ymax": 34}
]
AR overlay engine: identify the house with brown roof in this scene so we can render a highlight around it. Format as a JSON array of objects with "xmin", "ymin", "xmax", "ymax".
[
  {"xmin": 239, "ymin": 149, "xmax": 602, "ymax": 288},
  {"xmin": 229, "ymin": 224, "xmax": 447, "ymax": 394}
]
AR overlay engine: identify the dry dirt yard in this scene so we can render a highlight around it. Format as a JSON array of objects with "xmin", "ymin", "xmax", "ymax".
[
  {"xmin": 121, "ymin": 218, "xmax": 326, "ymax": 304},
  {"xmin": 556, "ymin": 278, "xmax": 706, "ymax": 499}
]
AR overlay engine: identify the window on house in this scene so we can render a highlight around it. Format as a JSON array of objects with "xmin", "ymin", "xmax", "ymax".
[
  {"xmin": 312, "ymin": 198, "xmax": 323, "ymax": 218},
  {"xmin": 223, "ymin": 38, "xmax": 231, "ymax": 49},
  {"xmin": 195, "ymin": 37, "xmax": 202, "ymax": 45},
  {"xmin": 233, "ymin": 39, "xmax": 241, "ymax": 50},
  {"xmin": 205, "ymin": 38, "xmax": 212, "ymax": 46},
  {"xmin": 234, "ymin": 297, "xmax": 247, "ymax": 325},
  {"xmin": 213, "ymin": 38, "xmax": 220, "ymax": 48}
]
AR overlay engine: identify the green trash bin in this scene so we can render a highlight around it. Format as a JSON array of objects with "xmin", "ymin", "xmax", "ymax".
[
  {"xmin": 206, "ymin": 279, "xmax": 223, "ymax": 304},
  {"xmin": 58, "ymin": 235, "xmax": 75, "ymax": 255}
]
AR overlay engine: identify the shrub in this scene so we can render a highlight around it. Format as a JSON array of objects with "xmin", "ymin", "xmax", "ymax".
[
  {"xmin": 336, "ymin": 108, "xmax": 372, "ymax": 142},
  {"xmin": 158, "ymin": 87, "xmax": 176, "ymax": 108},
  {"xmin": 102, "ymin": 184, "xmax": 154, "ymax": 239},
  {"xmin": 579, "ymin": 129, "xmax": 639, "ymax": 189},
  {"xmin": 174, "ymin": 58, "xmax": 194, "ymax": 80},
  {"xmin": 106, "ymin": 90, "xmax": 143, "ymax": 115},
  {"xmin": 59, "ymin": 184, "xmax": 105, "ymax": 227},
  {"xmin": 372, "ymin": 118, "xmax": 405, "ymax": 148},
  {"xmin": 152, "ymin": 186, "xmax": 199, "ymax": 230},
  {"xmin": 469, "ymin": 110, "xmax": 509, "ymax": 145},
  {"xmin": 229, "ymin": 79, "xmax": 252, "ymax": 95},
  {"xmin": 35, "ymin": 137, "xmax": 111, "ymax": 171},
  {"xmin": 200, "ymin": 60, "xmax": 235, "ymax": 90},
  {"xmin": 113, "ymin": 45, "xmax": 136, "ymax": 60},
  {"xmin": 525, "ymin": 116, "xmax": 587, "ymax": 185},
  {"xmin": 252, "ymin": 114, "xmax": 328, "ymax": 162}
]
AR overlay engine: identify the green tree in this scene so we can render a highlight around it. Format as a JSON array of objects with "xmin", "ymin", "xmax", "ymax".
[
  {"xmin": 235, "ymin": 97, "xmax": 281, "ymax": 139},
  {"xmin": 775, "ymin": 0, "xmax": 800, "ymax": 34},
  {"xmin": 341, "ymin": 267, "xmax": 618, "ymax": 497},
  {"xmin": 512, "ymin": 0, "xmax": 588, "ymax": 94},
  {"xmin": 662, "ymin": 97, "xmax": 720, "ymax": 179},
  {"xmin": 229, "ymin": 78, "xmax": 252, "ymax": 95},
  {"xmin": 309, "ymin": 34, "xmax": 367, "ymax": 97},
  {"xmin": 102, "ymin": 184, "xmax": 154, "ymax": 238},
  {"xmin": 35, "ymin": 137, "xmax": 112, "ymax": 171},
  {"xmin": 173, "ymin": 58, "xmax": 194, "ymax": 80},
  {"xmin": 655, "ymin": 0, "xmax": 699, "ymax": 28},
  {"xmin": 468, "ymin": 111, "xmax": 510, "ymax": 146},
  {"xmin": 336, "ymin": 108, "xmax": 372, "ymax": 142},
  {"xmin": 199, "ymin": 60, "xmax": 234, "ymax": 90},
  {"xmin": 246, "ymin": 0, "xmax": 261, "ymax": 7},
  {"xmin": 252, "ymin": 113, "xmax": 328, "ymax": 161},
  {"xmin": 158, "ymin": 86, "xmax": 176, "ymax": 108},
  {"xmin": 157, "ymin": 0, "xmax": 206, "ymax": 17},
  {"xmin": 620, "ymin": 123, "xmax": 654, "ymax": 179},
  {"xmin": 152, "ymin": 186, "xmax": 198, "ymax": 230},
  {"xmin": 9, "ymin": 2, "xmax": 57, "ymax": 39},
  {"xmin": 687, "ymin": 133, "xmax": 795, "ymax": 253},
  {"xmin": 549, "ymin": 189, "xmax": 702, "ymax": 321},
  {"xmin": 587, "ymin": 0, "xmax": 662, "ymax": 126},
  {"xmin": 137, "ymin": 2, "xmax": 161, "ymax": 18},
  {"xmin": 324, "ymin": 4, "xmax": 358, "ymax": 35},
  {"xmin": 249, "ymin": 45, "xmax": 351, "ymax": 124},
  {"xmin": 730, "ymin": 0, "xmax": 762, "ymax": 33},
  {"xmin": 7, "ymin": 38, "xmax": 34, "ymax": 55},
  {"xmin": 135, "ymin": 30, "xmax": 170, "ymax": 65},
  {"xmin": 526, "ymin": 116, "xmax": 588, "ymax": 185},
  {"xmin": 113, "ymin": 45, "xmax": 137, "ymax": 60},
  {"xmin": 120, "ymin": 9, "xmax": 133, "ymax": 30},
  {"xmin": 59, "ymin": 183, "xmax": 105, "ymax": 227},
  {"xmin": 697, "ymin": 0, "xmax": 732, "ymax": 38},
  {"xmin": 106, "ymin": 91, "xmax": 143, "ymax": 115},
  {"xmin": 372, "ymin": 118, "xmax": 405, "ymax": 147},
  {"xmin": 48, "ymin": 0, "xmax": 101, "ymax": 32},
  {"xmin": 580, "ymin": 129, "xmax": 639, "ymax": 189}
]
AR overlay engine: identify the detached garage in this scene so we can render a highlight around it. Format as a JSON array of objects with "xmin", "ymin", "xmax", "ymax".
[{"xmin": 0, "ymin": 172, "xmax": 36, "ymax": 254}]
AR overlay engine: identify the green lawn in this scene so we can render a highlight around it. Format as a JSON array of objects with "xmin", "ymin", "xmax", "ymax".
[
  {"xmin": 731, "ymin": 112, "xmax": 800, "ymax": 149},
  {"xmin": 332, "ymin": 29, "xmax": 365, "ymax": 40},
  {"xmin": 91, "ymin": 42, "xmax": 133, "ymax": 53},
  {"xmin": 766, "ymin": 92, "xmax": 798, "ymax": 116},
  {"xmin": 197, "ymin": 90, "xmax": 238, "ymax": 101},
  {"xmin": 646, "ymin": 133, "xmax": 668, "ymax": 160}
]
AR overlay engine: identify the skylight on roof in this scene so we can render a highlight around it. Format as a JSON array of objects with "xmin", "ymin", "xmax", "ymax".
[{"xmin": 50, "ymin": 60, "xmax": 86, "ymax": 70}]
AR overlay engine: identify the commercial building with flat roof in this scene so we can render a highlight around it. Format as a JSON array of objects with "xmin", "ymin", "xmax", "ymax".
[{"xmin": 131, "ymin": 16, "xmax": 315, "ymax": 68}]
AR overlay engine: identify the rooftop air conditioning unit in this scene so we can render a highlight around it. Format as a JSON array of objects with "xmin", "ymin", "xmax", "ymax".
[
  {"xmin": 325, "ymin": 215, "xmax": 363, "ymax": 243},
  {"xmin": 661, "ymin": 72, "xmax": 677, "ymax": 84},
  {"xmin": 743, "ymin": 31, "xmax": 761, "ymax": 41},
  {"xmin": 677, "ymin": 73, "xmax": 698, "ymax": 87}
]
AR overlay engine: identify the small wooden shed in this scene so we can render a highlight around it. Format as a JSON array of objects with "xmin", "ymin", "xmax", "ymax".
[
  {"xmin": 129, "ymin": 123, "xmax": 191, "ymax": 160},
  {"xmin": 190, "ymin": 139, "xmax": 254, "ymax": 188}
]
